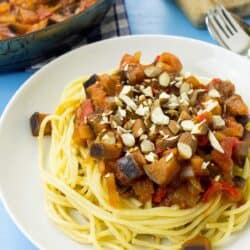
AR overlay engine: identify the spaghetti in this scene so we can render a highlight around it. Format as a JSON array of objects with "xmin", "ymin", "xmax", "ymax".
[{"xmin": 35, "ymin": 52, "xmax": 250, "ymax": 250}]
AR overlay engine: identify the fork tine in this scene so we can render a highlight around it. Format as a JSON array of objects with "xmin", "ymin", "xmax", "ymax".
[
  {"xmin": 211, "ymin": 9, "xmax": 231, "ymax": 38},
  {"xmin": 205, "ymin": 16, "xmax": 229, "ymax": 49},
  {"xmin": 214, "ymin": 7, "xmax": 235, "ymax": 35},
  {"xmin": 207, "ymin": 10, "xmax": 230, "ymax": 44},
  {"xmin": 218, "ymin": 5, "xmax": 244, "ymax": 33}
]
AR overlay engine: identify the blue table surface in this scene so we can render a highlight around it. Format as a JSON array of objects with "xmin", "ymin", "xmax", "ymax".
[{"xmin": 0, "ymin": 1, "xmax": 249, "ymax": 249}]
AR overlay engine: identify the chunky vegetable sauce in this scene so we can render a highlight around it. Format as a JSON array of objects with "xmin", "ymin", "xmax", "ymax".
[{"xmin": 31, "ymin": 52, "xmax": 250, "ymax": 209}]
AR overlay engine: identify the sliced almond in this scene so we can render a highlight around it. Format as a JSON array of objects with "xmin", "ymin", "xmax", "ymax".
[
  {"xmin": 102, "ymin": 132, "xmax": 116, "ymax": 144},
  {"xmin": 168, "ymin": 120, "xmax": 180, "ymax": 135},
  {"xmin": 147, "ymin": 98, "xmax": 153, "ymax": 105},
  {"xmin": 132, "ymin": 119, "xmax": 146, "ymax": 138},
  {"xmin": 116, "ymin": 107, "xmax": 126, "ymax": 119},
  {"xmin": 167, "ymin": 94, "xmax": 179, "ymax": 109},
  {"xmin": 165, "ymin": 135, "xmax": 179, "ymax": 148},
  {"xmin": 179, "ymin": 92, "xmax": 189, "ymax": 106},
  {"xmin": 117, "ymin": 126, "xmax": 131, "ymax": 134},
  {"xmin": 120, "ymin": 85, "xmax": 132, "ymax": 96},
  {"xmin": 208, "ymin": 88, "xmax": 221, "ymax": 98},
  {"xmin": 208, "ymin": 130, "xmax": 224, "ymax": 153},
  {"xmin": 177, "ymin": 132, "xmax": 197, "ymax": 159},
  {"xmin": 140, "ymin": 139, "xmax": 155, "ymax": 153},
  {"xmin": 142, "ymin": 86, "xmax": 153, "ymax": 98},
  {"xmin": 165, "ymin": 152, "xmax": 174, "ymax": 162},
  {"xmin": 115, "ymin": 96, "xmax": 123, "ymax": 107},
  {"xmin": 145, "ymin": 152, "xmax": 158, "ymax": 162},
  {"xmin": 159, "ymin": 72, "xmax": 170, "ymax": 87},
  {"xmin": 139, "ymin": 134, "xmax": 148, "ymax": 141},
  {"xmin": 144, "ymin": 66, "xmax": 162, "ymax": 78},
  {"xmin": 119, "ymin": 94, "xmax": 137, "ymax": 111},
  {"xmin": 181, "ymin": 120, "xmax": 195, "ymax": 131},
  {"xmin": 201, "ymin": 161, "xmax": 210, "ymax": 170},
  {"xmin": 190, "ymin": 89, "xmax": 206, "ymax": 106},
  {"xmin": 180, "ymin": 82, "xmax": 190, "ymax": 94},
  {"xmin": 151, "ymin": 100, "xmax": 170, "ymax": 125},
  {"xmin": 202, "ymin": 99, "xmax": 219, "ymax": 112},
  {"xmin": 159, "ymin": 92, "xmax": 170, "ymax": 104},
  {"xmin": 178, "ymin": 110, "xmax": 192, "ymax": 121},
  {"xmin": 212, "ymin": 115, "xmax": 225, "ymax": 130},
  {"xmin": 139, "ymin": 94, "xmax": 146, "ymax": 102},
  {"xmin": 124, "ymin": 119, "xmax": 136, "ymax": 130},
  {"xmin": 135, "ymin": 104, "xmax": 149, "ymax": 116},
  {"xmin": 121, "ymin": 133, "xmax": 135, "ymax": 147},
  {"xmin": 175, "ymin": 80, "xmax": 183, "ymax": 88},
  {"xmin": 191, "ymin": 120, "xmax": 208, "ymax": 135}
]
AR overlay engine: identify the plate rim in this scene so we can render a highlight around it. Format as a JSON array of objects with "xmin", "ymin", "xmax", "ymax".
[{"xmin": 0, "ymin": 34, "xmax": 250, "ymax": 249}]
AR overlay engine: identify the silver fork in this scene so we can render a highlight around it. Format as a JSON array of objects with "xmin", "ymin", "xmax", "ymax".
[{"xmin": 206, "ymin": 5, "xmax": 250, "ymax": 57}]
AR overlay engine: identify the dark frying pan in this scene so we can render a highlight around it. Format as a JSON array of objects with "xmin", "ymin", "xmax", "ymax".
[{"xmin": 0, "ymin": 0, "xmax": 115, "ymax": 72}]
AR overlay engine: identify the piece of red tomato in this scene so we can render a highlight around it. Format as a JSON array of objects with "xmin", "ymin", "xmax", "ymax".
[
  {"xmin": 221, "ymin": 137, "xmax": 239, "ymax": 158},
  {"xmin": 152, "ymin": 187, "xmax": 167, "ymax": 204},
  {"xmin": 82, "ymin": 99, "xmax": 94, "ymax": 118},
  {"xmin": 203, "ymin": 182, "xmax": 240, "ymax": 202}
]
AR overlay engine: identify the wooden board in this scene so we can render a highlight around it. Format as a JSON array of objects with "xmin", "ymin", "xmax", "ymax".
[{"xmin": 176, "ymin": 0, "xmax": 250, "ymax": 27}]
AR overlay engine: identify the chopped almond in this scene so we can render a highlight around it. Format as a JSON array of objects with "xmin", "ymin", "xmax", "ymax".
[
  {"xmin": 168, "ymin": 120, "xmax": 180, "ymax": 135},
  {"xmin": 151, "ymin": 100, "xmax": 170, "ymax": 125},
  {"xmin": 179, "ymin": 110, "xmax": 192, "ymax": 121},
  {"xmin": 212, "ymin": 115, "xmax": 225, "ymax": 130},
  {"xmin": 132, "ymin": 119, "xmax": 146, "ymax": 138},
  {"xmin": 177, "ymin": 132, "xmax": 197, "ymax": 159},
  {"xmin": 191, "ymin": 120, "xmax": 208, "ymax": 135},
  {"xmin": 208, "ymin": 130, "xmax": 224, "ymax": 153}
]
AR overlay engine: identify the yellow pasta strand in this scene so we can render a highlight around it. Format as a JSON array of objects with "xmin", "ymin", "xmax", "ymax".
[{"xmin": 38, "ymin": 77, "xmax": 250, "ymax": 250}]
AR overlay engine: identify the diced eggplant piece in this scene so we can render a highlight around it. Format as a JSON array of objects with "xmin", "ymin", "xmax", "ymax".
[
  {"xmin": 116, "ymin": 155, "xmax": 144, "ymax": 184},
  {"xmin": 235, "ymin": 115, "xmax": 250, "ymax": 126},
  {"xmin": 83, "ymin": 74, "xmax": 99, "ymax": 89},
  {"xmin": 233, "ymin": 176, "xmax": 246, "ymax": 188},
  {"xmin": 233, "ymin": 141, "xmax": 250, "ymax": 167},
  {"xmin": 90, "ymin": 143, "xmax": 122, "ymax": 160},
  {"xmin": 144, "ymin": 153, "xmax": 180, "ymax": 186},
  {"xmin": 182, "ymin": 235, "xmax": 211, "ymax": 250},
  {"xmin": 126, "ymin": 64, "xmax": 145, "ymax": 84},
  {"xmin": 30, "ymin": 112, "xmax": 51, "ymax": 137},
  {"xmin": 225, "ymin": 94, "xmax": 248, "ymax": 116}
]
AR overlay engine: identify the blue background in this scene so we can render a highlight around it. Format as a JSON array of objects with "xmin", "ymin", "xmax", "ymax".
[{"xmin": 0, "ymin": 0, "xmax": 249, "ymax": 249}]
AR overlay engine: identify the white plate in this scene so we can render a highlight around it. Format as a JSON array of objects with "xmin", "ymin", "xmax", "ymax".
[{"xmin": 0, "ymin": 35, "xmax": 250, "ymax": 250}]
